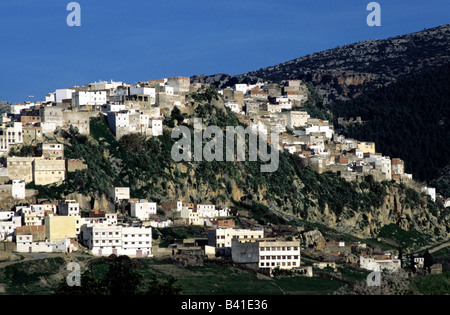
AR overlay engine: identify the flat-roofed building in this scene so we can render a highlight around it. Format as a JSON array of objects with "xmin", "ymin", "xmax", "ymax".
[
  {"xmin": 7, "ymin": 156, "xmax": 34, "ymax": 183},
  {"xmin": 44, "ymin": 214, "xmax": 80, "ymax": 240},
  {"xmin": 34, "ymin": 159, "xmax": 66, "ymax": 185},
  {"xmin": 81, "ymin": 224, "xmax": 152, "ymax": 258},
  {"xmin": 231, "ymin": 238, "xmax": 301, "ymax": 273},
  {"xmin": 207, "ymin": 228, "xmax": 264, "ymax": 256}
]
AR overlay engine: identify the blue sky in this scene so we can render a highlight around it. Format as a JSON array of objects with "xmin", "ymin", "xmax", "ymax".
[{"xmin": 0, "ymin": 0, "xmax": 448, "ymax": 103}]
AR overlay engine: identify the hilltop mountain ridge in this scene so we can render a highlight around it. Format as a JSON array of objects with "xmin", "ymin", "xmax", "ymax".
[{"xmin": 192, "ymin": 24, "xmax": 450, "ymax": 104}]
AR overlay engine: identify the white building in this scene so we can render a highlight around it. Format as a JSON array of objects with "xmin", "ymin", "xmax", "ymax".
[
  {"xmin": 79, "ymin": 213, "xmax": 118, "ymax": 227},
  {"xmin": 231, "ymin": 239, "xmax": 301, "ymax": 273},
  {"xmin": 234, "ymin": 83, "xmax": 261, "ymax": 94},
  {"xmin": 11, "ymin": 180, "xmax": 25, "ymax": 200},
  {"xmin": 0, "ymin": 121, "xmax": 23, "ymax": 154},
  {"xmin": 275, "ymin": 97, "xmax": 292, "ymax": 110},
  {"xmin": 130, "ymin": 87, "xmax": 156, "ymax": 98},
  {"xmin": 55, "ymin": 89, "xmax": 76, "ymax": 103},
  {"xmin": 9, "ymin": 103, "xmax": 38, "ymax": 115},
  {"xmin": 107, "ymin": 111, "xmax": 162, "ymax": 138},
  {"xmin": 72, "ymin": 91, "xmax": 107, "ymax": 106},
  {"xmin": 130, "ymin": 200, "xmax": 157, "ymax": 220},
  {"xmin": 257, "ymin": 240, "xmax": 301, "ymax": 271},
  {"xmin": 304, "ymin": 122, "xmax": 334, "ymax": 140},
  {"xmin": 31, "ymin": 203, "xmax": 57, "ymax": 213},
  {"xmin": 16, "ymin": 235, "xmax": 76, "ymax": 253},
  {"xmin": 195, "ymin": 204, "xmax": 229, "ymax": 218},
  {"xmin": 105, "ymin": 103, "xmax": 126, "ymax": 113},
  {"xmin": 284, "ymin": 111, "xmax": 310, "ymax": 130},
  {"xmin": 149, "ymin": 219, "xmax": 173, "ymax": 228},
  {"xmin": 107, "ymin": 110, "xmax": 130, "ymax": 136},
  {"xmin": 58, "ymin": 200, "xmax": 80, "ymax": 216},
  {"xmin": 151, "ymin": 118, "xmax": 163, "ymax": 136},
  {"xmin": 422, "ymin": 186, "xmax": 436, "ymax": 202},
  {"xmin": 87, "ymin": 81, "xmax": 124, "ymax": 92},
  {"xmin": 359, "ymin": 253, "xmax": 401, "ymax": 272},
  {"xmin": 365, "ymin": 156, "xmax": 392, "ymax": 180},
  {"xmin": 0, "ymin": 213, "xmax": 21, "ymax": 241},
  {"xmin": 113, "ymin": 187, "xmax": 130, "ymax": 202},
  {"xmin": 82, "ymin": 224, "xmax": 152, "ymax": 258}
]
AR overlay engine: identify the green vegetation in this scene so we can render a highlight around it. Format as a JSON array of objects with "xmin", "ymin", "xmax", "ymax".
[
  {"xmin": 190, "ymin": 85, "xmax": 221, "ymax": 104},
  {"xmin": 409, "ymin": 271, "xmax": 450, "ymax": 295},
  {"xmin": 377, "ymin": 224, "xmax": 430, "ymax": 250},
  {"xmin": 8, "ymin": 144, "xmax": 33, "ymax": 157},
  {"xmin": 300, "ymin": 81, "xmax": 331, "ymax": 121},
  {"xmin": 53, "ymin": 256, "xmax": 182, "ymax": 295},
  {"xmin": 137, "ymin": 260, "xmax": 345, "ymax": 295},
  {"xmin": 0, "ymin": 257, "xmax": 67, "ymax": 295}
]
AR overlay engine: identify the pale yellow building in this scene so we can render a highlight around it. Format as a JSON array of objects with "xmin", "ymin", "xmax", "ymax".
[
  {"xmin": 7, "ymin": 156, "xmax": 35, "ymax": 183},
  {"xmin": 34, "ymin": 159, "xmax": 66, "ymax": 185},
  {"xmin": 44, "ymin": 214, "xmax": 80, "ymax": 240},
  {"xmin": 180, "ymin": 207, "xmax": 202, "ymax": 225},
  {"xmin": 357, "ymin": 142, "xmax": 376, "ymax": 154}
]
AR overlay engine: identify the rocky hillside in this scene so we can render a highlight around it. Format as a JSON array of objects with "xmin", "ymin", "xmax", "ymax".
[
  {"xmin": 191, "ymin": 24, "xmax": 450, "ymax": 104},
  {"xmin": 23, "ymin": 90, "xmax": 449, "ymax": 249}
]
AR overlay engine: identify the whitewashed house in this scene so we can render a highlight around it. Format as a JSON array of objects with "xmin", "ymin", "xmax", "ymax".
[
  {"xmin": 0, "ymin": 213, "xmax": 21, "ymax": 241},
  {"xmin": 58, "ymin": 200, "xmax": 80, "ymax": 216},
  {"xmin": 130, "ymin": 200, "xmax": 157, "ymax": 220},
  {"xmin": 11, "ymin": 180, "xmax": 25, "ymax": 200},
  {"xmin": 82, "ymin": 224, "xmax": 152, "ymax": 258},
  {"xmin": 359, "ymin": 253, "xmax": 401, "ymax": 272}
]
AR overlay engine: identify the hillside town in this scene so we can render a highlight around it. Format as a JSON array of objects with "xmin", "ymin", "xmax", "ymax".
[{"xmin": 0, "ymin": 77, "xmax": 446, "ymax": 278}]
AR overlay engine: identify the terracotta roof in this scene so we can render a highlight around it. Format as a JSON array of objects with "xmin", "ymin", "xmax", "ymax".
[{"xmin": 16, "ymin": 225, "xmax": 45, "ymax": 233}]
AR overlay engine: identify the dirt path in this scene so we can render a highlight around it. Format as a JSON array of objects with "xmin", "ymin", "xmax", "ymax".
[
  {"xmin": 0, "ymin": 252, "xmax": 92, "ymax": 269},
  {"xmin": 429, "ymin": 241, "xmax": 450, "ymax": 254}
]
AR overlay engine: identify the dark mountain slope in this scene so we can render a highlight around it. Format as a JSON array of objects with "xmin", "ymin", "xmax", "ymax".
[
  {"xmin": 191, "ymin": 24, "xmax": 450, "ymax": 104},
  {"xmin": 330, "ymin": 63, "xmax": 450, "ymax": 188}
]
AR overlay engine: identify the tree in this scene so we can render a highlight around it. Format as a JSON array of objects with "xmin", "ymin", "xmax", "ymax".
[
  {"xmin": 334, "ymin": 269, "xmax": 412, "ymax": 295},
  {"xmin": 53, "ymin": 257, "xmax": 183, "ymax": 296},
  {"xmin": 171, "ymin": 106, "xmax": 185, "ymax": 126},
  {"xmin": 423, "ymin": 250, "xmax": 434, "ymax": 274},
  {"xmin": 145, "ymin": 276, "xmax": 182, "ymax": 295},
  {"xmin": 103, "ymin": 261, "xmax": 145, "ymax": 295}
]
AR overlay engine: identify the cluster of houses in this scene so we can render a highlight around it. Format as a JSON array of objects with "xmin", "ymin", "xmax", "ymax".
[
  {"xmin": 223, "ymin": 81, "xmax": 414, "ymax": 185},
  {"xmin": 0, "ymin": 76, "xmax": 445, "ymax": 277},
  {"xmin": 0, "ymin": 187, "xmax": 441, "ymax": 276},
  {"xmin": 0, "ymin": 77, "xmax": 442, "ymax": 199}
]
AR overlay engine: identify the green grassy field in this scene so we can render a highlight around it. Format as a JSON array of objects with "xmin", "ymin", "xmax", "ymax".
[{"xmin": 132, "ymin": 259, "xmax": 346, "ymax": 295}]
